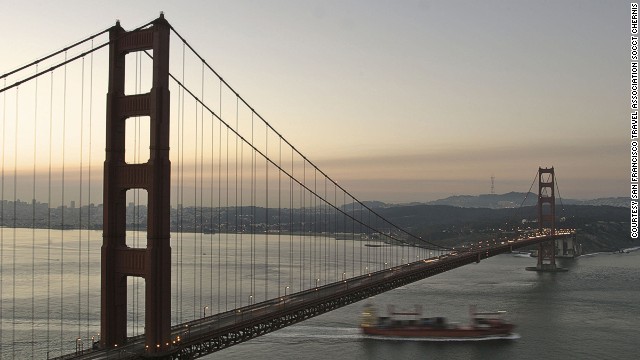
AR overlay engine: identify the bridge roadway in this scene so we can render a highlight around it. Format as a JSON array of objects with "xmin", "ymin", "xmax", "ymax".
[{"xmin": 61, "ymin": 230, "xmax": 574, "ymax": 359}]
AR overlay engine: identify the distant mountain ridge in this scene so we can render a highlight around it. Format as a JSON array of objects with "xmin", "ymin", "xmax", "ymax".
[
  {"xmin": 342, "ymin": 194, "xmax": 629, "ymax": 211},
  {"xmin": 425, "ymin": 192, "xmax": 536, "ymax": 209},
  {"xmin": 397, "ymin": 192, "xmax": 629, "ymax": 209}
]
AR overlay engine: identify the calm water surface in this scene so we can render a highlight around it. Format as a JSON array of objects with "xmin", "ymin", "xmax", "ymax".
[
  {"xmin": 204, "ymin": 250, "xmax": 639, "ymax": 360},
  {"xmin": 0, "ymin": 228, "xmax": 637, "ymax": 359}
]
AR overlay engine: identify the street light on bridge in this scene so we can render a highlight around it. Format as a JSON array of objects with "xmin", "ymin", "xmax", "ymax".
[
  {"xmin": 203, "ymin": 305, "xmax": 209, "ymax": 317},
  {"xmin": 283, "ymin": 286, "xmax": 290, "ymax": 309},
  {"xmin": 75, "ymin": 337, "xmax": 83, "ymax": 355}
]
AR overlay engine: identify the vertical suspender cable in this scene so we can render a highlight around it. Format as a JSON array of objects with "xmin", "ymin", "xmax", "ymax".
[
  {"xmin": 289, "ymin": 148, "xmax": 293, "ymax": 291},
  {"xmin": 239, "ymin": 122, "xmax": 244, "ymax": 307},
  {"xmin": 218, "ymin": 82, "xmax": 222, "ymax": 313},
  {"xmin": 313, "ymin": 169, "xmax": 317, "ymax": 287},
  {"xmin": 365, "ymin": 205, "xmax": 373, "ymax": 275},
  {"xmin": 369, "ymin": 211, "xmax": 378, "ymax": 269},
  {"xmin": 334, "ymin": 185, "xmax": 337, "ymax": 281},
  {"xmin": 179, "ymin": 43, "xmax": 186, "ymax": 323},
  {"xmin": 87, "ymin": 40, "xmax": 93, "ymax": 338},
  {"xmin": 224, "ymin": 88, "xmax": 230, "ymax": 311},
  {"xmin": 319, "ymin": 173, "xmax": 322, "ymax": 283},
  {"xmin": 175, "ymin": 45, "xmax": 180, "ymax": 323},
  {"xmin": 225, "ymin": 124, "xmax": 229, "ymax": 310},
  {"xmin": 358, "ymin": 203, "xmax": 362, "ymax": 274},
  {"xmin": 298, "ymin": 155, "xmax": 302, "ymax": 290},
  {"xmin": 173, "ymin": 70, "xmax": 180, "ymax": 323},
  {"xmin": 278, "ymin": 137, "xmax": 281, "ymax": 296},
  {"xmin": 60, "ymin": 51, "xmax": 67, "ymax": 356},
  {"xmin": 176, "ymin": 44, "xmax": 183, "ymax": 322},
  {"xmin": 358, "ymin": 204, "xmax": 370, "ymax": 275},
  {"xmin": 196, "ymin": 89, "xmax": 201, "ymax": 317},
  {"xmin": 32, "ymin": 64, "xmax": 39, "ymax": 355},
  {"xmin": 13, "ymin": 85, "xmax": 19, "ymax": 359},
  {"xmin": 47, "ymin": 73, "xmax": 53, "ymax": 358},
  {"xmin": 234, "ymin": 96, "xmax": 238, "ymax": 308},
  {"xmin": 379, "ymin": 214, "xmax": 383, "ymax": 270},
  {"xmin": 301, "ymin": 159, "xmax": 305, "ymax": 288},
  {"xmin": 0, "ymin": 78, "xmax": 5, "ymax": 356},
  {"xmin": 343, "ymin": 192, "xmax": 346, "ymax": 277},
  {"xmin": 265, "ymin": 125, "xmax": 268, "ymax": 300},
  {"xmin": 200, "ymin": 63, "xmax": 205, "ymax": 314},
  {"xmin": 307, "ymin": 163, "xmax": 311, "ymax": 286},
  {"xmin": 324, "ymin": 178, "xmax": 328, "ymax": 283},
  {"xmin": 78, "ymin": 57, "xmax": 84, "ymax": 339},
  {"xmin": 352, "ymin": 198, "xmax": 355, "ymax": 278},
  {"xmin": 247, "ymin": 113, "xmax": 252, "ymax": 303},
  {"xmin": 210, "ymin": 111, "xmax": 214, "ymax": 311},
  {"xmin": 250, "ymin": 112, "xmax": 255, "ymax": 302},
  {"xmin": 193, "ymin": 97, "xmax": 198, "ymax": 318}
]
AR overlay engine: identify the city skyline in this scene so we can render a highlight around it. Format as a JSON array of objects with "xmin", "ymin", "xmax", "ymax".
[{"xmin": 0, "ymin": 1, "xmax": 628, "ymax": 204}]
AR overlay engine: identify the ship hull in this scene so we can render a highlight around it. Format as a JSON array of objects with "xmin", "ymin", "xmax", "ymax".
[{"xmin": 361, "ymin": 325, "xmax": 514, "ymax": 338}]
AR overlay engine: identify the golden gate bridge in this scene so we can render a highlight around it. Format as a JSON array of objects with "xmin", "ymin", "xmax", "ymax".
[{"xmin": 0, "ymin": 14, "xmax": 574, "ymax": 359}]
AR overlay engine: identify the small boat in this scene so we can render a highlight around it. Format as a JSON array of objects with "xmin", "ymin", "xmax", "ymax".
[
  {"xmin": 360, "ymin": 304, "xmax": 515, "ymax": 339},
  {"xmin": 364, "ymin": 244, "xmax": 387, "ymax": 247}
]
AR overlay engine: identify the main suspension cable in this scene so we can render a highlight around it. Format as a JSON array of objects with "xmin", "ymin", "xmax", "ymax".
[
  {"xmin": 0, "ymin": 19, "xmax": 157, "ymax": 95},
  {"xmin": 0, "ymin": 27, "xmax": 110, "ymax": 81},
  {"xmin": 164, "ymin": 72, "xmax": 443, "ymax": 250},
  {"xmin": 168, "ymin": 25, "xmax": 445, "ymax": 250}
]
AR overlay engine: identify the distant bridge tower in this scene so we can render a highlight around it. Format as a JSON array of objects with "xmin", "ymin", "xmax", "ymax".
[
  {"xmin": 491, "ymin": 175, "xmax": 495, "ymax": 194},
  {"xmin": 527, "ymin": 167, "xmax": 567, "ymax": 272},
  {"xmin": 101, "ymin": 15, "xmax": 172, "ymax": 352},
  {"xmin": 537, "ymin": 167, "xmax": 556, "ymax": 269}
]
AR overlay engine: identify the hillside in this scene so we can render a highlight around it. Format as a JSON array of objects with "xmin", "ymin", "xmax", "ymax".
[
  {"xmin": 374, "ymin": 204, "xmax": 635, "ymax": 254},
  {"xmin": 422, "ymin": 192, "xmax": 629, "ymax": 209}
]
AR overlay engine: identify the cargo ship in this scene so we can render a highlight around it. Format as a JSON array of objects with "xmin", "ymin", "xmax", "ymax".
[{"xmin": 360, "ymin": 304, "xmax": 515, "ymax": 339}]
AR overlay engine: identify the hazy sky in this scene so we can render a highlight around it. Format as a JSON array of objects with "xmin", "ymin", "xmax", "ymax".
[{"xmin": 0, "ymin": 1, "xmax": 629, "ymax": 203}]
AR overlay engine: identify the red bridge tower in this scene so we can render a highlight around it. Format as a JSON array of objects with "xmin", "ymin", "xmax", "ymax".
[
  {"xmin": 537, "ymin": 167, "xmax": 556, "ymax": 269},
  {"xmin": 101, "ymin": 15, "xmax": 171, "ymax": 352},
  {"xmin": 526, "ymin": 167, "xmax": 567, "ymax": 272}
]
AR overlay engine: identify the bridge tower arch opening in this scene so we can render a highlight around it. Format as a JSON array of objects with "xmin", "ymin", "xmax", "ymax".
[{"xmin": 101, "ymin": 14, "xmax": 171, "ymax": 353}]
